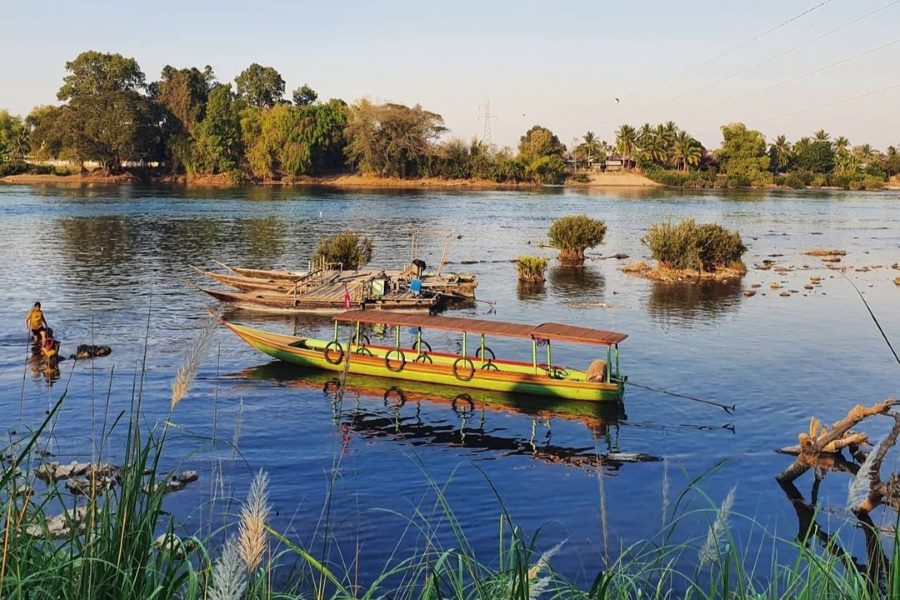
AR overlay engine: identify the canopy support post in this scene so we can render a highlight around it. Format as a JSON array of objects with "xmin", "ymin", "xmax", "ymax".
[
  {"xmin": 355, "ymin": 322, "xmax": 361, "ymax": 348},
  {"xmin": 480, "ymin": 334, "xmax": 486, "ymax": 367},
  {"xmin": 395, "ymin": 325, "xmax": 401, "ymax": 349},
  {"xmin": 333, "ymin": 321, "xmax": 339, "ymax": 343},
  {"xmin": 606, "ymin": 345, "xmax": 612, "ymax": 383},
  {"xmin": 614, "ymin": 344, "xmax": 620, "ymax": 379},
  {"xmin": 416, "ymin": 327, "xmax": 423, "ymax": 356},
  {"xmin": 462, "ymin": 331, "xmax": 467, "ymax": 357},
  {"xmin": 532, "ymin": 340, "xmax": 537, "ymax": 374},
  {"xmin": 546, "ymin": 341, "xmax": 552, "ymax": 374}
]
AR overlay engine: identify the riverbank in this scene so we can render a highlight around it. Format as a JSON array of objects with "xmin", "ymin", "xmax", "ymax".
[{"xmin": 0, "ymin": 170, "xmax": 661, "ymax": 189}]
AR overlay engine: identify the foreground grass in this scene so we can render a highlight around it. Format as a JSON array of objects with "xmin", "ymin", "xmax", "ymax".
[{"xmin": 2, "ymin": 338, "xmax": 898, "ymax": 598}]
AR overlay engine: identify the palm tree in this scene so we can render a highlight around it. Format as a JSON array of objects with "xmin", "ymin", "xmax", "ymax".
[
  {"xmin": 886, "ymin": 145, "xmax": 898, "ymax": 178},
  {"xmin": 833, "ymin": 136, "xmax": 850, "ymax": 157},
  {"xmin": 813, "ymin": 129, "xmax": 830, "ymax": 142},
  {"xmin": 673, "ymin": 131, "xmax": 702, "ymax": 171},
  {"xmin": 854, "ymin": 143, "xmax": 878, "ymax": 162},
  {"xmin": 576, "ymin": 131, "xmax": 602, "ymax": 164},
  {"xmin": 615, "ymin": 124, "xmax": 638, "ymax": 170},
  {"xmin": 769, "ymin": 135, "xmax": 792, "ymax": 174}
]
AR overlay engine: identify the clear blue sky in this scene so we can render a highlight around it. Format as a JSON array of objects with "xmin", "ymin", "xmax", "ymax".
[{"xmin": 2, "ymin": 0, "xmax": 898, "ymax": 150}]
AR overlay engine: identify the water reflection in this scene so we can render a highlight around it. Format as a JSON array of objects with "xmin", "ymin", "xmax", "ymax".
[
  {"xmin": 231, "ymin": 363, "xmax": 658, "ymax": 472},
  {"xmin": 55, "ymin": 217, "xmax": 140, "ymax": 286},
  {"xmin": 646, "ymin": 279, "xmax": 743, "ymax": 324},
  {"xmin": 548, "ymin": 266, "xmax": 605, "ymax": 298},
  {"xmin": 516, "ymin": 281, "xmax": 546, "ymax": 302}
]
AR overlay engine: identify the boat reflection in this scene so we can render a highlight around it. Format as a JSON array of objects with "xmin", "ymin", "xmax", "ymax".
[{"xmin": 234, "ymin": 363, "xmax": 660, "ymax": 472}]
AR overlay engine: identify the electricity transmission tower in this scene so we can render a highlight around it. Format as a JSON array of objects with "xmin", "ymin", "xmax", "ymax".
[{"xmin": 478, "ymin": 100, "xmax": 494, "ymax": 146}]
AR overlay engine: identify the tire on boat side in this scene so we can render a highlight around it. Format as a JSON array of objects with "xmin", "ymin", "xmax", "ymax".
[
  {"xmin": 452, "ymin": 357, "xmax": 476, "ymax": 381},
  {"xmin": 385, "ymin": 349, "xmax": 407, "ymax": 372},
  {"xmin": 324, "ymin": 341, "xmax": 345, "ymax": 365}
]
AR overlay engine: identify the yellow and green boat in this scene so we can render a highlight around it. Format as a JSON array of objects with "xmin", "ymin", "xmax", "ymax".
[{"xmin": 220, "ymin": 310, "xmax": 627, "ymax": 403}]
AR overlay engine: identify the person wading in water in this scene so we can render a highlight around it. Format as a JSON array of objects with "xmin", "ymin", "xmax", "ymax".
[{"xmin": 26, "ymin": 302, "xmax": 48, "ymax": 345}]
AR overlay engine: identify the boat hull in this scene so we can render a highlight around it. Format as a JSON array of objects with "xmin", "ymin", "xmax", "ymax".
[{"xmin": 223, "ymin": 321, "xmax": 624, "ymax": 403}]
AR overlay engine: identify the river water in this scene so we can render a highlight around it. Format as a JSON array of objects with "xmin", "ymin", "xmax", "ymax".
[{"xmin": 0, "ymin": 183, "xmax": 898, "ymax": 586}]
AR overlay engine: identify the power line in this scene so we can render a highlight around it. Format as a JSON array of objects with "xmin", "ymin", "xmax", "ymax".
[
  {"xmin": 655, "ymin": 0, "xmax": 900, "ymax": 111},
  {"xmin": 673, "ymin": 36, "xmax": 900, "ymax": 121},
  {"xmin": 619, "ymin": 0, "xmax": 836, "ymax": 105},
  {"xmin": 756, "ymin": 80, "xmax": 900, "ymax": 123}
]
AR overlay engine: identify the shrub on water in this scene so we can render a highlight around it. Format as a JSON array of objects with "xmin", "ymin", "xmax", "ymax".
[
  {"xmin": 643, "ymin": 219, "xmax": 746, "ymax": 272},
  {"xmin": 314, "ymin": 231, "xmax": 373, "ymax": 270},
  {"xmin": 643, "ymin": 220, "xmax": 701, "ymax": 271},
  {"xmin": 547, "ymin": 215, "xmax": 607, "ymax": 264},
  {"xmin": 516, "ymin": 255, "xmax": 548, "ymax": 282}
]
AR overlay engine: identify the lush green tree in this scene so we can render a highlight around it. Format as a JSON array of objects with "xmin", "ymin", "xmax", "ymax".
[
  {"xmin": 517, "ymin": 125, "xmax": 565, "ymax": 163},
  {"xmin": 234, "ymin": 63, "xmax": 285, "ymax": 108},
  {"xmin": 672, "ymin": 131, "xmax": 702, "ymax": 171},
  {"xmin": 56, "ymin": 51, "xmax": 157, "ymax": 170},
  {"xmin": 716, "ymin": 123, "xmax": 770, "ymax": 185},
  {"xmin": 241, "ymin": 98, "xmax": 349, "ymax": 179},
  {"xmin": 292, "ymin": 84, "xmax": 318, "ymax": 106},
  {"xmin": 793, "ymin": 136, "xmax": 834, "ymax": 174},
  {"xmin": 515, "ymin": 125, "xmax": 566, "ymax": 183},
  {"xmin": 615, "ymin": 124, "xmax": 638, "ymax": 169},
  {"xmin": 768, "ymin": 135, "xmax": 792, "ymax": 174},
  {"xmin": 25, "ymin": 105, "xmax": 68, "ymax": 160},
  {"xmin": 344, "ymin": 100, "xmax": 446, "ymax": 178},
  {"xmin": 547, "ymin": 215, "xmax": 607, "ymax": 264},
  {"xmin": 314, "ymin": 231, "xmax": 373, "ymax": 269},
  {"xmin": 0, "ymin": 110, "xmax": 29, "ymax": 162},
  {"xmin": 151, "ymin": 65, "xmax": 216, "ymax": 172},
  {"xmin": 193, "ymin": 84, "xmax": 243, "ymax": 174},
  {"xmin": 813, "ymin": 129, "xmax": 830, "ymax": 142}
]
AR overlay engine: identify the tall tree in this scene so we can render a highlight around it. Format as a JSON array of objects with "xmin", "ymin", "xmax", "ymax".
[
  {"xmin": 615, "ymin": 124, "xmax": 638, "ymax": 169},
  {"xmin": 235, "ymin": 63, "xmax": 285, "ymax": 108},
  {"xmin": 673, "ymin": 130, "xmax": 702, "ymax": 171},
  {"xmin": 344, "ymin": 100, "xmax": 446, "ymax": 178},
  {"xmin": 0, "ymin": 110, "xmax": 29, "ymax": 162},
  {"xmin": 292, "ymin": 84, "xmax": 318, "ymax": 106},
  {"xmin": 151, "ymin": 65, "xmax": 216, "ymax": 172},
  {"xmin": 768, "ymin": 135, "xmax": 792, "ymax": 174},
  {"xmin": 193, "ymin": 84, "xmax": 243, "ymax": 174},
  {"xmin": 716, "ymin": 123, "xmax": 770, "ymax": 183},
  {"xmin": 794, "ymin": 135, "xmax": 834, "ymax": 174},
  {"xmin": 56, "ymin": 51, "xmax": 156, "ymax": 170},
  {"xmin": 516, "ymin": 125, "xmax": 566, "ymax": 183}
]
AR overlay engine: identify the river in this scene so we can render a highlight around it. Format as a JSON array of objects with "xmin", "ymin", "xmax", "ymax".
[{"xmin": 0, "ymin": 183, "xmax": 897, "ymax": 586}]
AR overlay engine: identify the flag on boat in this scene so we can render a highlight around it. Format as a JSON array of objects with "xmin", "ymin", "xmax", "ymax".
[{"xmin": 343, "ymin": 283, "xmax": 351, "ymax": 309}]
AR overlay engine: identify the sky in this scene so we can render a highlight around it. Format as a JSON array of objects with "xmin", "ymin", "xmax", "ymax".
[{"xmin": 1, "ymin": 0, "xmax": 898, "ymax": 150}]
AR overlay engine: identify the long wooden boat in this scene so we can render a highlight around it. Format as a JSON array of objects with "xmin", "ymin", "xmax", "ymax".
[
  {"xmin": 220, "ymin": 310, "xmax": 627, "ymax": 402},
  {"xmin": 210, "ymin": 261, "xmax": 478, "ymax": 298},
  {"xmin": 203, "ymin": 288, "xmax": 437, "ymax": 314}
]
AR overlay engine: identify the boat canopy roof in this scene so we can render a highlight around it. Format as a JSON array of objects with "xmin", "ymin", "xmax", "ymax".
[{"xmin": 333, "ymin": 310, "xmax": 628, "ymax": 346}]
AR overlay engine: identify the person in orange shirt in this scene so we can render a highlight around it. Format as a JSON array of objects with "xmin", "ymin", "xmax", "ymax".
[
  {"xmin": 40, "ymin": 328, "xmax": 61, "ymax": 365},
  {"xmin": 26, "ymin": 302, "xmax": 48, "ymax": 345}
]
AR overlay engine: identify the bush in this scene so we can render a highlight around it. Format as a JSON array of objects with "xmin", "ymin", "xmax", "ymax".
[
  {"xmin": 643, "ymin": 219, "xmax": 746, "ymax": 272},
  {"xmin": 516, "ymin": 256, "xmax": 548, "ymax": 283},
  {"xmin": 547, "ymin": 215, "xmax": 607, "ymax": 264},
  {"xmin": 0, "ymin": 160, "xmax": 27, "ymax": 177},
  {"xmin": 810, "ymin": 174, "xmax": 828, "ymax": 188},
  {"xmin": 862, "ymin": 174, "xmax": 885, "ymax": 190},
  {"xmin": 314, "ymin": 231, "xmax": 373, "ymax": 270},
  {"xmin": 569, "ymin": 172, "xmax": 590, "ymax": 184},
  {"xmin": 784, "ymin": 173, "xmax": 806, "ymax": 189}
]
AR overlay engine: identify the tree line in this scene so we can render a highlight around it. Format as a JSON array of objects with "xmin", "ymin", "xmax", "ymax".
[
  {"xmin": 610, "ymin": 121, "xmax": 898, "ymax": 190},
  {"xmin": 1, "ymin": 50, "xmax": 897, "ymax": 189},
  {"xmin": 0, "ymin": 51, "xmax": 570, "ymax": 184}
]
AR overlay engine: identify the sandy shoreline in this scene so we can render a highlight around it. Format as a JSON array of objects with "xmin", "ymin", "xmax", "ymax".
[{"xmin": 0, "ymin": 171, "xmax": 661, "ymax": 189}]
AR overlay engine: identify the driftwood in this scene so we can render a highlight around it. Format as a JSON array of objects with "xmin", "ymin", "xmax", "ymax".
[{"xmin": 777, "ymin": 399, "xmax": 900, "ymax": 585}]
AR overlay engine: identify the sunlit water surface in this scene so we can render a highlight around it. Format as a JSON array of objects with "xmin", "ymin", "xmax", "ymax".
[{"xmin": 0, "ymin": 183, "xmax": 897, "ymax": 586}]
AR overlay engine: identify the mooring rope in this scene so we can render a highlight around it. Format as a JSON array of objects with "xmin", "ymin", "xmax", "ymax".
[{"xmin": 624, "ymin": 380, "xmax": 736, "ymax": 415}]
